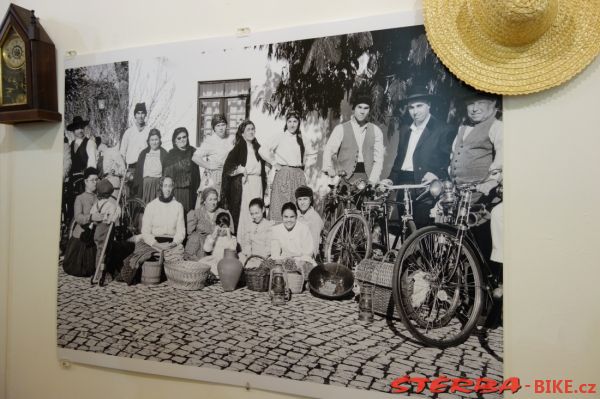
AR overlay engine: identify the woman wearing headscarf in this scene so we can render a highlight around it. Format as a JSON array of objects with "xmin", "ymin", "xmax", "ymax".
[
  {"xmin": 259, "ymin": 110, "xmax": 306, "ymax": 222},
  {"xmin": 134, "ymin": 128, "xmax": 168, "ymax": 204},
  {"xmin": 192, "ymin": 114, "xmax": 234, "ymax": 197},
  {"xmin": 185, "ymin": 187, "xmax": 234, "ymax": 259},
  {"xmin": 221, "ymin": 120, "xmax": 266, "ymax": 237},
  {"xmin": 121, "ymin": 176, "xmax": 186, "ymax": 285},
  {"xmin": 163, "ymin": 127, "xmax": 200, "ymax": 214}
]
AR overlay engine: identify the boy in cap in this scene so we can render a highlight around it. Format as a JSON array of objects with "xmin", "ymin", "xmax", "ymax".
[
  {"xmin": 295, "ymin": 185, "xmax": 323, "ymax": 258},
  {"xmin": 90, "ymin": 178, "xmax": 122, "ymax": 278}
]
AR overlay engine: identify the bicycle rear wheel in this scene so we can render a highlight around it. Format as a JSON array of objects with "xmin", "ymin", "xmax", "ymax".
[
  {"xmin": 392, "ymin": 226, "xmax": 485, "ymax": 348},
  {"xmin": 324, "ymin": 213, "xmax": 371, "ymax": 270}
]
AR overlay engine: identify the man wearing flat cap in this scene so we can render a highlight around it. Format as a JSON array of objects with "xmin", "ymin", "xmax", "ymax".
[
  {"xmin": 388, "ymin": 87, "xmax": 452, "ymax": 227},
  {"xmin": 120, "ymin": 102, "xmax": 152, "ymax": 171},
  {"xmin": 323, "ymin": 92, "xmax": 385, "ymax": 185}
]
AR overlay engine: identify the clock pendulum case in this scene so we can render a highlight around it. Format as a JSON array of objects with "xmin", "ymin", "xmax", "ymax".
[{"xmin": 0, "ymin": 3, "xmax": 61, "ymax": 124}]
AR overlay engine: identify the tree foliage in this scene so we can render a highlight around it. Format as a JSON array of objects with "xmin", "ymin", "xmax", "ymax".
[{"xmin": 266, "ymin": 25, "xmax": 483, "ymax": 128}]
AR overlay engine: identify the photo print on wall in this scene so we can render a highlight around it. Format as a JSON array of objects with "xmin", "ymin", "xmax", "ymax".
[{"xmin": 57, "ymin": 10, "xmax": 504, "ymax": 398}]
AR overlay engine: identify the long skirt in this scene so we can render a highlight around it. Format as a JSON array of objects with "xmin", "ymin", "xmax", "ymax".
[
  {"xmin": 142, "ymin": 176, "xmax": 161, "ymax": 204},
  {"xmin": 270, "ymin": 166, "xmax": 306, "ymax": 222},
  {"xmin": 63, "ymin": 237, "xmax": 96, "ymax": 277},
  {"xmin": 236, "ymin": 174, "xmax": 263, "ymax": 245}
]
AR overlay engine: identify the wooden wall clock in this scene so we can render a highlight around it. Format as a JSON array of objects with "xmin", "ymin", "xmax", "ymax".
[{"xmin": 0, "ymin": 3, "xmax": 61, "ymax": 124}]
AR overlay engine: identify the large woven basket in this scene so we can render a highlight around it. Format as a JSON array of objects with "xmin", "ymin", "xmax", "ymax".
[
  {"xmin": 243, "ymin": 255, "xmax": 270, "ymax": 292},
  {"xmin": 164, "ymin": 260, "xmax": 211, "ymax": 290},
  {"xmin": 355, "ymin": 255, "xmax": 400, "ymax": 319}
]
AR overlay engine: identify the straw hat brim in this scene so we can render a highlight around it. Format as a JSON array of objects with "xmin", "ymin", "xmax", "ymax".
[{"xmin": 423, "ymin": 0, "xmax": 600, "ymax": 95}]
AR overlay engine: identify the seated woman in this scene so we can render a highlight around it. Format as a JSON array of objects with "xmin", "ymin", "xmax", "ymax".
[
  {"xmin": 200, "ymin": 212, "xmax": 238, "ymax": 276},
  {"xmin": 295, "ymin": 186, "xmax": 323, "ymax": 259},
  {"xmin": 63, "ymin": 167, "xmax": 100, "ymax": 277},
  {"xmin": 122, "ymin": 176, "xmax": 185, "ymax": 284},
  {"xmin": 238, "ymin": 198, "xmax": 273, "ymax": 267},
  {"xmin": 270, "ymin": 202, "xmax": 316, "ymax": 278},
  {"xmin": 185, "ymin": 187, "xmax": 233, "ymax": 259}
]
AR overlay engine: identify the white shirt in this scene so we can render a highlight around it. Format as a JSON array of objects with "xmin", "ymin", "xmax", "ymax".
[
  {"xmin": 323, "ymin": 117, "xmax": 385, "ymax": 183},
  {"xmin": 270, "ymin": 221, "xmax": 314, "ymax": 263},
  {"xmin": 401, "ymin": 114, "xmax": 431, "ymax": 172},
  {"xmin": 258, "ymin": 130, "xmax": 303, "ymax": 167},
  {"xmin": 120, "ymin": 124, "xmax": 152, "ymax": 165},
  {"xmin": 141, "ymin": 198, "xmax": 186, "ymax": 246}
]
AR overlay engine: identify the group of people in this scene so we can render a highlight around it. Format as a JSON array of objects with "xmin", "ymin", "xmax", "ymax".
[{"xmin": 62, "ymin": 87, "xmax": 503, "ymax": 282}]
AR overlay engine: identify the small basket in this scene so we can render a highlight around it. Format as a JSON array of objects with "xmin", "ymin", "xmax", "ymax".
[
  {"xmin": 164, "ymin": 259, "xmax": 211, "ymax": 290},
  {"xmin": 141, "ymin": 252, "xmax": 163, "ymax": 285},
  {"xmin": 355, "ymin": 253, "xmax": 399, "ymax": 319},
  {"xmin": 244, "ymin": 255, "xmax": 270, "ymax": 292}
]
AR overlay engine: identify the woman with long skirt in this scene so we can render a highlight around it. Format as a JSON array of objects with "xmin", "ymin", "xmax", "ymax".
[
  {"xmin": 259, "ymin": 110, "xmax": 306, "ymax": 222},
  {"xmin": 221, "ymin": 120, "xmax": 266, "ymax": 239}
]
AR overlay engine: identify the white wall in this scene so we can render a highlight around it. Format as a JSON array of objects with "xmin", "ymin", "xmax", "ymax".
[{"xmin": 1, "ymin": 1, "xmax": 599, "ymax": 398}]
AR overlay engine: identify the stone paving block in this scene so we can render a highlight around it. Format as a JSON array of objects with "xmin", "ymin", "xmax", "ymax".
[
  {"xmin": 57, "ymin": 268, "xmax": 503, "ymax": 394},
  {"xmin": 362, "ymin": 366, "xmax": 385, "ymax": 379}
]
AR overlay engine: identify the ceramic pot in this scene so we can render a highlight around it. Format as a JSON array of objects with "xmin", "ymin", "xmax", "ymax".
[{"xmin": 217, "ymin": 249, "xmax": 243, "ymax": 291}]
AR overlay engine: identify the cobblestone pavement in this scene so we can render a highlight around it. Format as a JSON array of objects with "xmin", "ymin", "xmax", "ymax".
[{"xmin": 57, "ymin": 266, "xmax": 503, "ymax": 398}]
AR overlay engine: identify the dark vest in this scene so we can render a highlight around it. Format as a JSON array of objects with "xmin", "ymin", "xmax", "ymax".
[
  {"xmin": 71, "ymin": 137, "xmax": 89, "ymax": 175},
  {"xmin": 336, "ymin": 121, "xmax": 375, "ymax": 178},
  {"xmin": 451, "ymin": 116, "xmax": 497, "ymax": 183}
]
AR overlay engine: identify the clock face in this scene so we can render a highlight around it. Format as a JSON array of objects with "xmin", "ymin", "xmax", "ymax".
[
  {"xmin": 2, "ymin": 34, "xmax": 26, "ymax": 70},
  {"xmin": 0, "ymin": 30, "xmax": 27, "ymax": 106}
]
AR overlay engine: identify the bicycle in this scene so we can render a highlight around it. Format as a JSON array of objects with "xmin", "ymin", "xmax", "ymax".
[
  {"xmin": 392, "ymin": 171, "xmax": 502, "ymax": 348},
  {"xmin": 111, "ymin": 171, "xmax": 145, "ymax": 240},
  {"xmin": 322, "ymin": 175, "xmax": 373, "ymax": 269},
  {"xmin": 366, "ymin": 180, "xmax": 428, "ymax": 260}
]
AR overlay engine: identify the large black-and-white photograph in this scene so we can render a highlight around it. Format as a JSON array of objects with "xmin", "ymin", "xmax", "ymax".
[{"xmin": 57, "ymin": 15, "xmax": 504, "ymax": 398}]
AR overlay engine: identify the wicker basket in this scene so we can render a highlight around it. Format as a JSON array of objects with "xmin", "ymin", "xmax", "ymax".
[
  {"xmin": 164, "ymin": 259, "xmax": 211, "ymax": 290},
  {"xmin": 244, "ymin": 255, "xmax": 270, "ymax": 292},
  {"xmin": 355, "ymin": 255, "xmax": 400, "ymax": 319}
]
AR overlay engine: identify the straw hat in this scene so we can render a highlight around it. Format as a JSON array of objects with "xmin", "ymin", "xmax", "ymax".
[{"xmin": 422, "ymin": 0, "xmax": 600, "ymax": 95}]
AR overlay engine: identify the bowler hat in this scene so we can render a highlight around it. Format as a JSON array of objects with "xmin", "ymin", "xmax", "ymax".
[{"xmin": 66, "ymin": 116, "xmax": 90, "ymax": 131}]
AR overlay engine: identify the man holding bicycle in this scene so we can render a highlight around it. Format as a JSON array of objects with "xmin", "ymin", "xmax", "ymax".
[
  {"xmin": 450, "ymin": 92, "xmax": 503, "ymax": 264},
  {"xmin": 388, "ymin": 88, "xmax": 452, "ymax": 227}
]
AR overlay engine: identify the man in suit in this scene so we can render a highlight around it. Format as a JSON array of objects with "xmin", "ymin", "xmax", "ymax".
[{"xmin": 388, "ymin": 88, "xmax": 452, "ymax": 227}]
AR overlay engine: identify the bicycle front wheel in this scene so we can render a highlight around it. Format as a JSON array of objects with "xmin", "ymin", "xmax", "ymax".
[
  {"xmin": 324, "ymin": 213, "xmax": 371, "ymax": 270},
  {"xmin": 392, "ymin": 226, "xmax": 485, "ymax": 348}
]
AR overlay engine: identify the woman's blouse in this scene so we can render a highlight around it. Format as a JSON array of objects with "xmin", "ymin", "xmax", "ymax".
[
  {"xmin": 259, "ymin": 130, "xmax": 302, "ymax": 167},
  {"xmin": 245, "ymin": 141, "xmax": 261, "ymax": 175},
  {"xmin": 143, "ymin": 149, "xmax": 163, "ymax": 178},
  {"xmin": 270, "ymin": 221, "xmax": 314, "ymax": 262},
  {"xmin": 240, "ymin": 218, "xmax": 273, "ymax": 259},
  {"xmin": 72, "ymin": 191, "xmax": 97, "ymax": 239}
]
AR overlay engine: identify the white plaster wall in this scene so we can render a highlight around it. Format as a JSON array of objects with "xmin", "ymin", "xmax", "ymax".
[{"xmin": 1, "ymin": 0, "xmax": 599, "ymax": 398}]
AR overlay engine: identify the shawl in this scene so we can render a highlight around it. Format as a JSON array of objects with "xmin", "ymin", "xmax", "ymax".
[{"xmin": 163, "ymin": 146, "xmax": 199, "ymax": 189}]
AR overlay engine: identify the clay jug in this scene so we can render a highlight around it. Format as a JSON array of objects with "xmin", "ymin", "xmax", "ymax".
[{"xmin": 217, "ymin": 249, "xmax": 243, "ymax": 291}]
